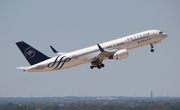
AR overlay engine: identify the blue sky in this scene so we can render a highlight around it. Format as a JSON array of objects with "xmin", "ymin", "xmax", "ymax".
[{"xmin": 0, "ymin": 0, "xmax": 180, "ymax": 97}]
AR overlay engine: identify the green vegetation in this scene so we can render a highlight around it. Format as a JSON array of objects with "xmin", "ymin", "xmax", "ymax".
[{"xmin": 0, "ymin": 97, "xmax": 179, "ymax": 110}]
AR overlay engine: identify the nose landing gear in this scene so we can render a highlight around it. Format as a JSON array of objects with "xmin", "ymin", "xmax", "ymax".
[{"xmin": 150, "ymin": 43, "xmax": 154, "ymax": 52}]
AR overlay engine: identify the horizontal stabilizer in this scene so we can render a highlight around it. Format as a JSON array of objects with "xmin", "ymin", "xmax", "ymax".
[
  {"xmin": 50, "ymin": 45, "xmax": 58, "ymax": 53},
  {"xmin": 17, "ymin": 66, "xmax": 29, "ymax": 69},
  {"xmin": 50, "ymin": 45, "xmax": 67, "ymax": 55}
]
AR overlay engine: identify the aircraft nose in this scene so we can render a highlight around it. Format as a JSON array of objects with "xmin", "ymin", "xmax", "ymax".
[{"xmin": 163, "ymin": 33, "xmax": 168, "ymax": 39}]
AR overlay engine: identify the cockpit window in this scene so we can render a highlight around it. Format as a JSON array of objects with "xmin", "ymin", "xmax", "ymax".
[{"xmin": 159, "ymin": 31, "xmax": 163, "ymax": 34}]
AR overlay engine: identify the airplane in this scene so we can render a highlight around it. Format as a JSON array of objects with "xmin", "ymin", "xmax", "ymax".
[{"xmin": 16, "ymin": 30, "xmax": 167, "ymax": 72}]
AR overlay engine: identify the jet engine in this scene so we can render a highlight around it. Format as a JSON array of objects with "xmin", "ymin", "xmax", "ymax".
[{"xmin": 108, "ymin": 49, "xmax": 128, "ymax": 60}]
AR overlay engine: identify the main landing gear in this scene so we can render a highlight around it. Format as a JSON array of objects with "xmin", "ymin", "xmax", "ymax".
[
  {"xmin": 150, "ymin": 43, "xmax": 154, "ymax": 52},
  {"xmin": 90, "ymin": 63, "xmax": 105, "ymax": 69}
]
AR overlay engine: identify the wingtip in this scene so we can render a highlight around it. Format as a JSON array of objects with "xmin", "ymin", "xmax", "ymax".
[{"xmin": 97, "ymin": 44, "xmax": 104, "ymax": 52}]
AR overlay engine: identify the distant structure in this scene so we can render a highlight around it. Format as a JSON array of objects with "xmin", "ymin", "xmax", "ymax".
[
  {"xmin": 151, "ymin": 90, "xmax": 153, "ymax": 104},
  {"xmin": 31, "ymin": 89, "xmax": 33, "ymax": 98}
]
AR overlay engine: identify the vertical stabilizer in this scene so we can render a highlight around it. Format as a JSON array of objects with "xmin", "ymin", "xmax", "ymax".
[{"xmin": 16, "ymin": 41, "xmax": 49, "ymax": 65}]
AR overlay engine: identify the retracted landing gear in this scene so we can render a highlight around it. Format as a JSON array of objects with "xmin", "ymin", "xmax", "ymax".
[
  {"xmin": 90, "ymin": 63, "xmax": 105, "ymax": 69},
  {"xmin": 150, "ymin": 43, "xmax": 154, "ymax": 52}
]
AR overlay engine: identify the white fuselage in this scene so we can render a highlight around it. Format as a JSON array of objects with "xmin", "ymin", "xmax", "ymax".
[{"xmin": 25, "ymin": 30, "xmax": 167, "ymax": 72}]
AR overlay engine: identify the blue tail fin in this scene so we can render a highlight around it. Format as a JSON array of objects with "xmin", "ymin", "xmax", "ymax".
[{"xmin": 16, "ymin": 41, "xmax": 49, "ymax": 65}]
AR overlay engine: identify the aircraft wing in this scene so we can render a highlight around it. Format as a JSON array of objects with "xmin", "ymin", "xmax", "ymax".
[
  {"xmin": 91, "ymin": 51, "xmax": 114, "ymax": 61},
  {"xmin": 90, "ymin": 44, "xmax": 118, "ymax": 64}
]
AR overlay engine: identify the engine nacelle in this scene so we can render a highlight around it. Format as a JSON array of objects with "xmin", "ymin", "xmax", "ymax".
[{"xmin": 108, "ymin": 49, "xmax": 128, "ymax": 60}]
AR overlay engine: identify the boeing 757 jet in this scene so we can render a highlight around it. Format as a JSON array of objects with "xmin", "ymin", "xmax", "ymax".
[{"xmin": 16, "ymin": 30, "xmax": 167, "ymax": 72}]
